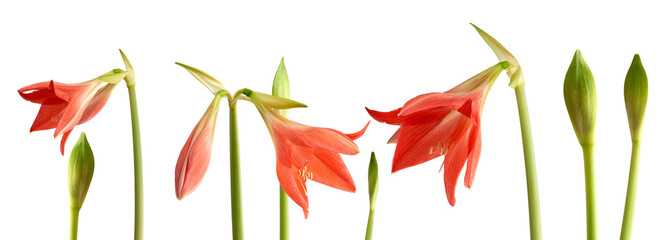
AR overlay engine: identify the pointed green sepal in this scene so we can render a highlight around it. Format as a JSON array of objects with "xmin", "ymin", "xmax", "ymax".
[
  {"xmin": 564, "ymin": 50, "xmax": 597, "ymax": 145},
  {"xmin": 97, "ymin": 69, "xmax": 128, "ymax": 84},
  {"xmin": 368, "ymin": 152, "xmax": 379, "ymax": 209},
  {"xmin": 176, "ymin": 62, "xmax": 227, "ymax": 95},
  {"xmin": 624, "ymin": 54, "xmax": 648, "ymax": 141},
  {"xmin": 254, "ymin": 92, "xmax": 306, "ymax": 109},
  {"xmin": 240, "ymin": 89, "xmax": 307, "ymax": 110},
  {"xmin": 470, "ymin": 23, "xmax": 525, "ymax": 88},
  {"xmin": 119, "ymin": 49, "xmax": 136, "ymax": 86},
  {"xmin": 68, "ymin": 132, "xmax": 95, "ymax": 210}
]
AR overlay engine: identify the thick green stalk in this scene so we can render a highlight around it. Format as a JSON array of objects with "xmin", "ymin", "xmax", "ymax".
[
  {"xmin": 279, "ymin": 187, "xmax": 289, "ymax": 240},
  {"xmin": 279, "ymin": 108, "xmax": 290, "ymax": 240},
  {"xmin": 70, "ymin": 207, "xmax": 80, "ymax": 240},
  {"xmin": 514, "ymin": 85, "xmax": 542, "ymax": 240},
  {"xmin": 229, "ymin": 105, "xmax": 244, "ymax": 240},
  {"xmin": 620, "ymin": 141, "xmax": 640, "ymax": 240},
  {"xmin": 365, "ymin": 209, "xmax": 375, "ymax": 240},
  {"xmin": 127, "ymin": 86, "xmax": 144, "ymax": 240},
  {"xmin": 582, "ymin": 144, "xmax": 597, "ymax": 240}
]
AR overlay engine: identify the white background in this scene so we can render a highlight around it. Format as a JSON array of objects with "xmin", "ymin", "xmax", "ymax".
[{"xmin": 1, "ymin": 1, "xmax": 671, "ymax": 239}]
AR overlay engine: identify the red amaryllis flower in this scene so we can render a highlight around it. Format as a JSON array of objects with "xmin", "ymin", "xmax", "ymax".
[
  {"xmin": 243, "ymin": 89, "xmax": 368, "ymax": 217},
  {"xmin": 174, "ymin": 92, "xmax": 225, "ymax": 200},
  {"xmin": 366, "ymin": 61, "xmax": 508, "ymax": 206},
  {"xmin": 18, "ymin": 70, "xmax": 126, "ymax": 154}
]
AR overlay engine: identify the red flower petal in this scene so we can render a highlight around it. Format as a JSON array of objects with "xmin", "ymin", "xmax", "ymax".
[
  {"xmin": 30, "ymin": 103, "xmax": 67, "ymax": 132},
  {"xmin": 442, "ymin": 131, "xmax": 470, "ymax": 206},
  {"xmin": 399, "ymin": 92, "xmax": 470, "ymax": 118},
  {"xmin": 344, "ymin": 121, "xmax": 370, "ymax": 140},
  {"xmin": 60, "ymin": 130, "xmax": 72, "ymax": 155},
  {"xmin": 464, "ymin": 126, "xmax": 482, "ymax": 189},
  {"xmin": 175, "ymin": 97, "xmax": 222, "ymax": 199},
  {"xmin": 79, "ymin": 84, "xmax": 115, "ymax": 124},
  {"xmin": 53, "ymin": 81, "xmax": 102, "ymax": 137},
  {"xmin": 306, "ymin": 149, "xmax": 356, "ymax": 192},
  {"xmin": 274, "ymin": 123, "xmax": 359, "ymax": 155},
  {"xmin": 391, "ymin": 111, "xmax": 471, "ymax": 172},
  {"xmin": 365, "ymin": 107, "xmax": 403, "ymax": 125},
  {"xmin": 18, "ymin": 81, "xmax": 67, "ymax": 105}
]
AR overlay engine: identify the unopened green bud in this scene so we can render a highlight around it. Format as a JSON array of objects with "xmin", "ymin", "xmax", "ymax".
[
  {"xmin": 564, "ymin": 50, "xmax": 597, "ymax": 145},
  {"xmin": 68, "ymin": 132, "xmax": 95, "ymax": 210},
  {"xmin": 368, "ymin": 152, "xmax": 379, "ymax": 209},
  {"xmin": 624, "ymin": 54, "xmax": 648, "ymax": 141},
  {"xmin": 272, "ymin": 58, "xmax": 290, "ymax": 116}
]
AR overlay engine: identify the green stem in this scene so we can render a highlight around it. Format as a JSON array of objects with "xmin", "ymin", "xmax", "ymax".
[
  {"xmin": 280, "ymin": 187, "xmax": 289, "ymax": 240},
  {"xmin": 620, "ymin": 141, "xmax": 640, "ymax": 240},
  {"xmin": 514, "ymin": 85, "xmax": 542, "ymax": 240},
  {"xmin": 229, "ymin": 105, "xmax": 244, "ymax": 240},
  {"xmin": 582, "ymin": 144, "xmax": 597, "ymax": 240},
  {"xmin": 365, "ymin": 209, "xmax": 375, "ymax": 240},
  {"xmin": 277, "ymin": 104, "xmax": 289, "ymax": 240},
  {"xmin": 70, "ymin": 207, "xmax": 80, "ymax": 240},
  {"xmin": 127, "ymin": 85, "xmax": 144, "ymax": 240}
]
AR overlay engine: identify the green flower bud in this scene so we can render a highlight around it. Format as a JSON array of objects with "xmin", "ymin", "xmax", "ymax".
[
  {"xmin": 624, "ymin": 54, "xmax": 648, "ymax": 141},
  {"xmin": 564, "ymin": 50, "xmax": 597, "ymax": 145},
  {"xmin": 272, "ymin": 57, "xmax": 290, "ymax": 116},
  {"xmin": 68, "ymin": 132, "xmax": 95, "ymax": 210},
  {"xmin": 368, "ymin": 152, "xmax": 379, "ymax": 209}
]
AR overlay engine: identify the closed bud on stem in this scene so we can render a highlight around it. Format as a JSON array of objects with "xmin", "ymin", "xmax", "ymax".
[
  {"xmin": 624, "ymin": 54, "xmax": 648, "ymax": 141},
  {"xmin": 68, "ymin": 132, "xmax": 95, "ymax": 210},
  {"xmin": 272, "ymin": 57, "xmax": 290, "ymax": 116},
  {"xmin": 564, "ymin": 50, "xmax": 597, "ymax": 145},
  {"xmin": 368, "ymin": 152, "xmax": 379, "ymax": 209}
]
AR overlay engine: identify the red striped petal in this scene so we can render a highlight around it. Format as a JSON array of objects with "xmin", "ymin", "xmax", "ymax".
[
  {"xmin": 30, "ymin": 103, "xmax": 67, "ymax": 132},
  {"xmin": 391, "ymin": 111, "xmax": 471, "ymax": 172},
  {"xmin": 464, "ymin": 125, "xmax": 482, "ymax": 189},
  {"xmin": 344, "ymin": 121, "xmax": 370, "ymax": 141},
  {"xmin": 175, "ymin": 97, "xmax": 222, "ymax": 199},
  {"xmin": 306, "ymin": 149, "xmax": 356, "ymax": 192},
  {"xmin": 442, "ymin": 131, "xmax": 470, "ymax": 206},
  {"xmin": 366, "ymin": 107, "xmax": 403, "ymax": 125}
]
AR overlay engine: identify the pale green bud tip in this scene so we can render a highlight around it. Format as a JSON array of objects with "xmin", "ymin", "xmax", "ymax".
[
  {"xmin": 624, "ymin": 54, "xmax": 648, "ymax": 140},
  {"xmin": 272, "ymin": 57, "xmax": 290, "ymax": 99},
  {"xmin": 563, "ymin": 50, "xmax": 597, "ymax": 145},
  {"xmin": 368, "ymin": 152, "xmax": 379, "ymax": 207},
  {"xmin": 68, "ymin": 132, "xmax": 95, "ymax": 209}
]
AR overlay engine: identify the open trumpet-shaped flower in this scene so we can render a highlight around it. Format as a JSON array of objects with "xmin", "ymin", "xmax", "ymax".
[
  {"xmin": 243, "ymin": 89, "xmax": 368, "ymax": 217},
  {"xmin": 366, "ymin": 62, "xmax": 508, "ymax": 206},
  {"xmin": 18, "ymin": 70, "xmax": 127, "ymax": 154}
]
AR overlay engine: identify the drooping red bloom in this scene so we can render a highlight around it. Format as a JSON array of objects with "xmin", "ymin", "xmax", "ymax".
[
  {"xmin": 244, "ymin": 89, "xmax": 368, "ymax": 217},
  {"xmin": 174, "ymin": 93, "xmax": 225, "ymax": 200},
  {"xmin": 18, "ymin": 77, "xmax": 119, "ymax": 155},
  {"xmin": 366, "ymin": 61, "xmax": 508, "ymax": 206}
]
